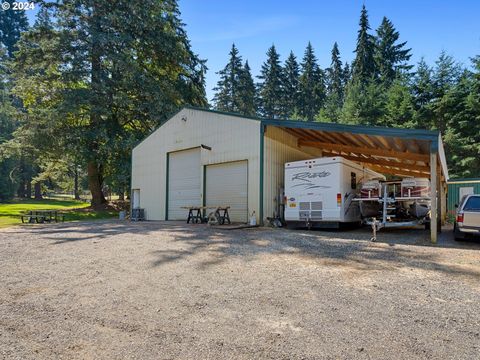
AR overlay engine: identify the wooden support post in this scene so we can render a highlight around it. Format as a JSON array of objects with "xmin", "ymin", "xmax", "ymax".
[
  {"xmin": 430, "ymin": 150, "xmax": 438, "ymax": 243},
  {"xmin": 437, "ymin": 165, "xmax": 442, "ymax": 233},
  {"xmin": 441, "ymin": 182, "xmax": 447, "ymax": 225}
]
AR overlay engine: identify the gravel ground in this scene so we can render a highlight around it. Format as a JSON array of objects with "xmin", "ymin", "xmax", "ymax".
[{"xmin": 0, "ymin": 221, "xmax": 479, "ymax": 359}]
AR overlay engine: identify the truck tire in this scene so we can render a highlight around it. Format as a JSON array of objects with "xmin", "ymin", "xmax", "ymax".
[{"xmin": 453, "ymin": 223, "xmax": 463, "ymax": 241}]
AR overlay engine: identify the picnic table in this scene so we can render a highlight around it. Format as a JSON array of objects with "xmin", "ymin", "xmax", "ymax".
[
  {"xmin": 181, "ymin": 206, "xmax": 231, "ymax": 225},
  {"xmin": 21, "ymin": 210, "xmax": 65, "ymax": 224}
]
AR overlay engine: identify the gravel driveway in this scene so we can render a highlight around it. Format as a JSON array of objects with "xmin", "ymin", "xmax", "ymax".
[{"xmin": 1, "ymin": 221, "xmax": 479, "ymax": 359}]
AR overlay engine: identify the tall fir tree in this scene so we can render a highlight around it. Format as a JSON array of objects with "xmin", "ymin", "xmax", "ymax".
[
  {"xmin": 429, "ymin": 51, "xmax": 462, "ymax": 133},
  {"xmin": 327, "ymin": 43, "xmax": 344, "ymax": 104},
  {"xmin": 412, "ymin": 58, "xmax": 434, "ymax": 128},
  {"xmin": 237, "ymin": 60, "xmax": 256, "ymax": 116},
  {"xmin": 343, "ymin": 62, "xmax": 351, "ymax": 88},
  {"xmin": 298, "ymin": 42, "xmax": 324, "ymax": 121},
  {"xmin": 432, "ymin": 51, "xmax": 462, "ymax": 99},
  {"xmin": 352, "ymin": 5, "xmax": 375, "ymax": 86},
  {"xmin": 382, "ymin": 78, "xmax": 415, "ymax": 128},
  {"xmin": 459, "ymin": 56, "xmax": 480, "ymax": 176},
  {"xmin": 281, "ymin": 51, "xmax": 300, "ymax": 118},
  {"xmin": 0, "ymin": 1, "xmax": 29, "ymax": 58},
  {"xmin": 0, "ymin": 2, "xmax": 30, "ymax": 199},
  {"xmin": 213, "ymin": 43, "xmax": 243, "ymax": 112},
  {"xmin": 374, "ymin": 17, "xmax": 412, "ymax": 84},
  {"xmin": 13, "ymin": 0, "xmax": 207, "ymax": 206},
  {"xmin": 257, "ymin": 45, "xmax": 284, "ymax": 119},
  {"xmin": 320, "ymin": 43, "xmax": 344, "ymax": 122},
  {"xmin": 0, "ymin": 47, "xmax": 18, "ymax": 200}
]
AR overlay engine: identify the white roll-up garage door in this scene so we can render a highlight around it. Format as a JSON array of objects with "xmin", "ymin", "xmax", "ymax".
[
  {"xmin": 168, "ymin": 148, "xmax": 201, "ymax": 220},
  {"xmin": 206, "ymin": 160, "xmax": 248, "ymax": 223}
]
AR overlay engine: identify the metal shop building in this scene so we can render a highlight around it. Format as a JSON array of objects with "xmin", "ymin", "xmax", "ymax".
[
  {"xmin": 131, "ymin": 106, "xmax": 449, "ymax": 242},
  {"xmin": 447, "ymin": 178, "xmax": 480, "ymax": 217}
]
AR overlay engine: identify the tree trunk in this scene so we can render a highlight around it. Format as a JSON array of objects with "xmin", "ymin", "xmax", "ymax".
[
  {"xmin": 118, "ymin": 189, "xmax": 124, "ymax": 201},
  {"xmin": 87, "ymin": 161, "xmax": 106, "ymax": 208},
  {"xmin": 26, "ymin": 179, "xmax": 32, "ymax": 199},
  {"xmin": 74, "ymin": 167, "xmax": 80, "ymax": 200},
  {"xmin": 87, "ymin": 3, "xmax": 106, "ymax": 209},
  {"xmin": 17, "ymin": 180, "xmax": 25, "ymax": 198},
  {"xmin": 34, "ymin": 182, "xmax": 42, "ymax": 200}
]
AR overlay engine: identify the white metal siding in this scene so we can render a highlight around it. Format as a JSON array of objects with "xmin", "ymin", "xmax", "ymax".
[
  {"xmin": 263, "ymin": 126, "xmax": 322, "ymax": 222},
  {"xmin": 206, "ymin": 161, "xmax": 248, "ymax": 222},
  {"xmin": 131, "ymin": 109, "xmax": 260, "ymax": 221},
  {"xmin": 168, "ymin": 148, "xmax": 201, "ymax": 220}
]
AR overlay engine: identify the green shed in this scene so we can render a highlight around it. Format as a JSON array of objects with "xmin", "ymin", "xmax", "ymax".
[{"xmin": 447, "ymin": 178, "xmax": 480, "ymax": 216}]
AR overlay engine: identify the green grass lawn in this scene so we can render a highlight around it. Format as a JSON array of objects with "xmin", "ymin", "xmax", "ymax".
[{"xmin": 0, "ymin": 198, "xmax": 118, "ymax": 229}]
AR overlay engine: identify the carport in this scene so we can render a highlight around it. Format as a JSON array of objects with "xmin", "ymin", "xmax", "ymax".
[{"xmin": 260, "ymin": 120, "xmax": 449, "ymax": 243}]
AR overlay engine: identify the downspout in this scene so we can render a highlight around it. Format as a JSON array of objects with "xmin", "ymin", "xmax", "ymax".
[{"xmin": 259, "ymin": 124, "xmax": 265, "ymax": 225}]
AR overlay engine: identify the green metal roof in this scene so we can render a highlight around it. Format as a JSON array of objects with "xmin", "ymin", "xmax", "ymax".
[{"xmin": 184, "ymin": 105, "xmax": 440, "ymax": 141}]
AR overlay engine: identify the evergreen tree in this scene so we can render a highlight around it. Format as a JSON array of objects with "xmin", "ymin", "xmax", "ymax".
[
  {"xmin": 412, "ymin": 58, "xmax": 434, "ymax": 128},
  {"xmin": 324, "ymin": 42, "xmax": 344, "ymax": 121},
  {"xmin": 213, "ymin": 43, "xmax": 243, "ymax": 112},
  {"xmin": 257, "ymin": 45, "xmax": 284, "ymax": 119},
  {"xmin": 382, "ymin": 78, "xmax": 415, "ymax": 128},
  {"xmin": 343, "ymin": 62, "xmax": 351, "ymax": 88},
  {"xmin": 439, "ymin": 70, "xmax": 475, "ymax": 176},
  {"xmin": 237, "ymin": 60, "xmax": 256, "ymax": 116},
  {"xmin": 430, "ymin": 52, "xmax": 462, "ymax": 133},
  {"xmin": 13, "ymin": 0, "xmax": 207, "ymax": 206},
  {"xmin": 34, "ymin": 5, "xmax": 53, "ymax": 30},
  {"xmin": 0, "ymin": 2, "xmax": 30, "ymax": 199},
  {"xmin": 281, "ymin": 51, "xmax": 300, "ymax": 118},
  {"xmin": 460, "ymin": 56, "xmax": 480, "ymax": 176},
  {"xmin": 352, "ymin": 5, "xmax": 375, "ymax": 86},
  {"xmin": 374, "ymin": 17, "xmax": 412, "ymax": 84},
  {"xmin": 0, "ymin": 47, "xmax": 18, "ymax": 200},
  {"xmin": 341, "ymin": 80, "xmax": 386, "ymax": 125},
  {"xmin": 0, "ymin": 1, "xmax": 29, "ymax": 58},
  {"xmin": 432, "ymin": 51, "xmax": 462, "ymax": 99},
  {"xmin": 298, "ymin": 42, "xmax": 324, "ymax": 121}
]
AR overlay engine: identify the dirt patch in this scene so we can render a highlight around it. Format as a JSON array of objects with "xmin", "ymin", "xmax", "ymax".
[{"xmin": 1, "ymin": 221, "xmax": 479, "ymax": 359}]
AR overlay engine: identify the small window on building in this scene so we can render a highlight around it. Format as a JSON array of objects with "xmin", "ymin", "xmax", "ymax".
[{"xmin": 351, "ymin": 172, "xmax": 357, "ymax": 190}]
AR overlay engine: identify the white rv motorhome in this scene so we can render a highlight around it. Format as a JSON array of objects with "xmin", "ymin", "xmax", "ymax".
[{"xmin": 284, "ymin": 157, "xmax": 385, "ymax": 227}]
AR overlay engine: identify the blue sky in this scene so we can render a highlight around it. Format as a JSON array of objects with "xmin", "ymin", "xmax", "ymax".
[{"xmin": 26, "ymin": 1, "xmax": 480, "ymax": 101}]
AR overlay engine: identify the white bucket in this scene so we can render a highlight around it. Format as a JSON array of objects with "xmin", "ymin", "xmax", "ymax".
[{"xmin": 249, "ymin": 211, "xmax": 256, "ymax": 226}]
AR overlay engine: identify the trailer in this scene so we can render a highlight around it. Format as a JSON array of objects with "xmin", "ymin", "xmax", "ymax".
[
  {"xmin": 284, "ymin": 157, "xmax": 385, "ymax": 228},
  {"xmin": 355, "ymin": 178, "xmax": 432, "ymax": 241}
]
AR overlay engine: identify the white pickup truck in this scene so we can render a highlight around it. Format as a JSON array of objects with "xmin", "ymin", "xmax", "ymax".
[{"xmin": 454, "ymin": 194, "xmax": 480, "ymax": 240}]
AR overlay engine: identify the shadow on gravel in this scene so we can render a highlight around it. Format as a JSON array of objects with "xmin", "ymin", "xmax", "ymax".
[
  {"xmin": 4, "ymin": 220, "xmax": 165, "ymax": 244},
  {"xmin": 8, "ymin": 220, "xmax": 479, "ymax": 280},
  {"xmin": 148, "ymin": 223, "xmax": 480, "ymax": 281}
]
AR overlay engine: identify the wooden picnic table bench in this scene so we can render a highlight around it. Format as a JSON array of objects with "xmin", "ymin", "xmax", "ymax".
[
  {"xmin": 181, "ymin": 206, "xmax": 231, "ymax": 225},
  {"xmin": 21, "ymin": 210, "xmax": 65, "ymax": 224}
]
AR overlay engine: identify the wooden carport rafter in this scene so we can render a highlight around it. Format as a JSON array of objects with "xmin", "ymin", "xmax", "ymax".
[
  {"xmin": 320, "ymin": 151, "xmax": 430, "ymax": 175},
  {"xmin": 257, "ymin": 114, "xmax": 448, "ymax": 244},
  {"xmin": 298, "ymin": 139, "xmax": 429, "ymax": 162}
]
